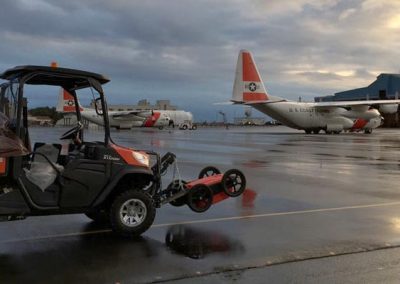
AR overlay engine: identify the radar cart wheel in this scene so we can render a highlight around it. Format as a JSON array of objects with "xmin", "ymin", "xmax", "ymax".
[
  {"xmin": 187, "ymin": 184, "xmax": 213, "ymax": 213},
  {"xmin": 222, "ymin": 169, "xmax": 246, "ymax": 197},
  {"xmin": 198, "ymin": 166, "xmax": 221, "ymax": 179}
]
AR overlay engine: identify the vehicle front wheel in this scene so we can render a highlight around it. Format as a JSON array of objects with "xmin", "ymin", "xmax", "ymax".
[{"xmin": 110, "ymin": 190, "xmax": 156, "ymax": 237}]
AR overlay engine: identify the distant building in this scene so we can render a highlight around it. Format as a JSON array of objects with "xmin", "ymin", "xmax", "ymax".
[
  {"xmin": 28, "ymin": 115, "xmax": 53, "ymax": 126},
  {"xmin": 315, "ymin": 73, "xmax": 400, "ymax": 127},
  {"xmin": 234, "ymin": 117, "xmax": 266, "ymax": 126},
  {"xmin": 315, "ymin": 74, "xmax": 400, "ymax": 102}
]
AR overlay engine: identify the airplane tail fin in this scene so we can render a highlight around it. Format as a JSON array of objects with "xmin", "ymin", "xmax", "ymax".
[
  {"xmin": 56, "ymin": 89, "xmax": 83, "ymax": 113},
  {"xmin": 232, "ymin": 50, "xmax": 283, "ymax": 104}
]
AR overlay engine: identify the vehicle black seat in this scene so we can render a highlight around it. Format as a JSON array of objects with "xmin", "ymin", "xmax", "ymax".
[
  {"xmin": 33, "ymin": 143, "xmax": 62, "ymax": 163},
  {"xmin": 23, "ymin": 143, "xmax": 64, "ymax": 192}
]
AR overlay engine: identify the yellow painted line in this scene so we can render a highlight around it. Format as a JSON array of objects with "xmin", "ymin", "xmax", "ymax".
[{"xmin": 1, "ymin": 201, "xmax": 400, "ymax": 244}]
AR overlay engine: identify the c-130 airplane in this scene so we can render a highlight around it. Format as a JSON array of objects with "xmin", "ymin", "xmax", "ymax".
[{"xmin": 232, "ymin": 50, "xmax": 400, "ymax": 134}]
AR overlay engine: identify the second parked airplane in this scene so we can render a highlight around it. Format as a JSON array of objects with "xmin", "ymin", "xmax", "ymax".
[{"xmin": 57, "ymin": 90, "xmax": 171, "ymax": 129}]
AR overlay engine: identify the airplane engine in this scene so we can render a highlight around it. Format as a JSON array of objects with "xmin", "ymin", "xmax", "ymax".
[
  {"xmin": 378, "ymin": 104, "xmax": 398, "ymax": 114},
  {"xmin": 364, "ymin": 117, "xmax": 383, "ymax": 129},
  {"xmin": 117, "ymin": 122, "xmax": 137, "ymax": 129},
  {"xmin": 343, "ymin": 108, "xmax": 380, "ymax": 120},
  {"xmin": 326, "ymin": 124, "xmax": 344, "ymax": 132},
  {"xmin": 326, "ymin": 116, "xmax": 353, "ymax": 132}
]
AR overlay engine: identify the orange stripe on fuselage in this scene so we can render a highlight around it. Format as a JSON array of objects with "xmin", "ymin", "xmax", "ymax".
[
  {"xmin": 143, "ymin": 112, "xmax": 161, "ymax": 127},
  {"xmin": 351, "ymin": 118, "xmax": 368, "ymax": 130},
  {"xmin": 242, "ymin": 52, "xmax": 261, "ymax": 82}
]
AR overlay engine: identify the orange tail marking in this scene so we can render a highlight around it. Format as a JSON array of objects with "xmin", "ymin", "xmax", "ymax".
[
  {"xmin": 63, "ymin": 90, "xmax": 83, "ymax": 112},
  {"xmin": 242, "ymin": 52, "xmax": 261, "ymax": 82},
  {"xmin": 63, "ymin": 90, "xmax": 76, "ymax": 112}
]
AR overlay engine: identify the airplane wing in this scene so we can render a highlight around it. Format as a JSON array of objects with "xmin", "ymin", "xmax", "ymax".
[
  {"xmin": 313, "ymin": 99, "xmax": 400, "ymax": 108},
  {"xmin": 240, "ymin": 99, "xmax": 287, "ymax": 105},
  {"xmin": 111, "ymin": 110, "xmax": 152, "ymax": 120}
]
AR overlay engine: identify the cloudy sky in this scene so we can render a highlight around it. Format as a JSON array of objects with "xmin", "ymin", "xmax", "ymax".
[{"xmin": 1, "ymin": 0, "xmax": 400, "ymax": 121}]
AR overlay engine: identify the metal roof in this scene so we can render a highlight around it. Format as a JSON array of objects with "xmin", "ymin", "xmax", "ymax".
[
  {"xmin": 0, "ymin": 65, "xmax": 110, "ymax": 89},
  {"xmin": 315, "ymin": 74, "xmax": 400, "ymax": 102}
]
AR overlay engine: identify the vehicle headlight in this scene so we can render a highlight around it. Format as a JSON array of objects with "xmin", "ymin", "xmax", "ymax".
[{"xmin": 132, "ymin": 151, "xmax": 150, "ymax": 167}]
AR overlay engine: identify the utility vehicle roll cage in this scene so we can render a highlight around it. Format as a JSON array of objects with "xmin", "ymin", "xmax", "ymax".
[
  {"xmin": 0, "ymin": 66, "xmax": 118, "ymax": 182},
  {"xmin": 0, "ymin": 65, "xmax": 169, "ymax": 199}
]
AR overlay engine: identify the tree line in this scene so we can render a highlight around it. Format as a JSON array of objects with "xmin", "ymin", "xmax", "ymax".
[{"xmin": 29, "ymin": 107, "xmax": 63, "ymax": 124}]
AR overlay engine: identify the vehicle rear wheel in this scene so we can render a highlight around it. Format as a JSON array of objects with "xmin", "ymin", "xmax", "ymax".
[
  {"xmin": 198, "ymin": 166, "xmax": 221, "ymax": 179},
  {"xmin": 110, "ymin": 190, "xmax": 156, "ymax": 237},
  {"xmin": 222, "ymin": 169, "xmax": 246, "ymax": 197},
  {"xmin": 85, "ymin": 209, "xmax": 109, "ymax": 224},
  {"xmin": 187, "ymin": 184, "xmax": 213, "ymax": 213}
]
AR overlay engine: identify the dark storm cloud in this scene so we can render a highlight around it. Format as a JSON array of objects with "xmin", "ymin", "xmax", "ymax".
[{"xmin": 1, "ymin": 0, "xmax": 400, "ymax": 120}]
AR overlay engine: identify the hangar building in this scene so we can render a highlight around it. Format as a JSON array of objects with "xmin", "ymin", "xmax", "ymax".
[{"xmin": 315, "ymin": 73, "xmax": 400, "ymax": 126}]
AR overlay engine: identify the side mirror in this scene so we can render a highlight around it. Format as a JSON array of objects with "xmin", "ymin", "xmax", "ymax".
[{"xmin": 94, "ymin": 97, "xmax": 103, "ymax": 115}]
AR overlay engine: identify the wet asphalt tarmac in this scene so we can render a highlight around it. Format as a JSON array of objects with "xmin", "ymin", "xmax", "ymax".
[{"xmin": 2, "ymin": 126, "xmax": 400, "ymax": 283}]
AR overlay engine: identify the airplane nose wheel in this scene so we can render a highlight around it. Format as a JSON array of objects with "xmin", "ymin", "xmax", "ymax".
[
  {"xmin": 222, "ymin": 169, "xmax": 246, "ymax": 197},
  {"xmin": 187, "ymin": 184, "xmax": 213, "ymax": 212},
  {"xmin": 198, "ymin": 166, "xmax": 221, "ymax": 179}
]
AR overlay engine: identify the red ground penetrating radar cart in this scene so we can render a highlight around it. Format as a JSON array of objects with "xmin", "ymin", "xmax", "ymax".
[{"xmin": 159, "ymin": 165, "xmax": 246, "ymax": 213}]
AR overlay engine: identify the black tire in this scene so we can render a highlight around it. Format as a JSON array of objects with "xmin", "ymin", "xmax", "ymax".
[
  {"xmin": 198, "ymin": 166, "xmax": 221, "ymax": 179},
  {"xmin": 181, "ymin": 124, "xmax": 188, "ymax": 130},
  {"xmin": 191, "ymin": 125, "xmax": 197, "ymax": 130},
  {"xmin": 167, "ymin": 180, "xmax": 188, "ymax": 207},
  {"xmin": 187, "ymin": 184, "xmax": 213, "ymax": 213},
  {"xmin": 85, "ymin": 209, "xmax": 109, "ymax": 224},
  {"xmin": 222, "ymin": 169, "xmax": 246, "ymax": 197},
  {"xmin": 110, "ymin": 190, "xmax": 156, "ymax": 237},
  {"xmin": 312, "ymin": 129, "xmax": 320, "ymax": 134}
]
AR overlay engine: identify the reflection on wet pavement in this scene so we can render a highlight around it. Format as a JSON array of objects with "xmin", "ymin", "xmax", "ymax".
[{"xmin": 165, "ymin": 225, "xmax": 244, "ymax": 259}]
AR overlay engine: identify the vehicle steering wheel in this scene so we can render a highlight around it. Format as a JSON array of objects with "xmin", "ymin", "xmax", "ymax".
[{"xmin": 60, "ymin": 122, "xmax": 83, "ymax": 140}]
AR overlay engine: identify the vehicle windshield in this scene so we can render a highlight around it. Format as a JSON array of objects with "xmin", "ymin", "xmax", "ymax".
[
  {"xmin": 0, "ymin": 81, "xmax": 19, "ymax": 122},
  {"xmin": 20, "ymin": 82, "xmax": 107, "ymax": 145},
  {"xmin": 0, "ymin": 82, "xmax": 29, "ymax": 156}
]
